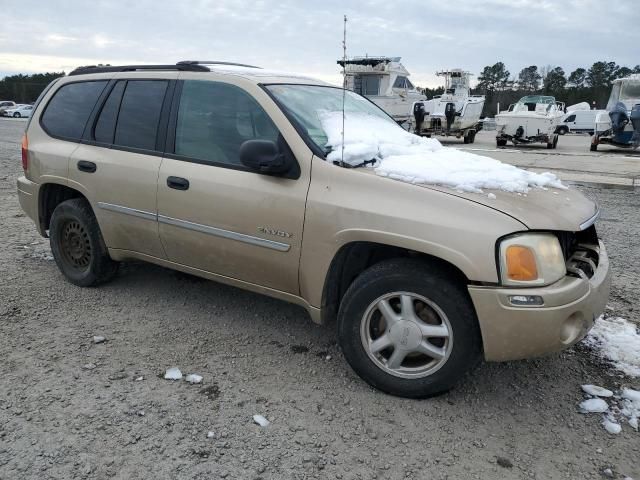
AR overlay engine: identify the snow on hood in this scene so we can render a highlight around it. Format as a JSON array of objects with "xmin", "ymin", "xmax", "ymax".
[{"xmin": 320, "ymin": 112, "xmax": 566, "ymax": 194}]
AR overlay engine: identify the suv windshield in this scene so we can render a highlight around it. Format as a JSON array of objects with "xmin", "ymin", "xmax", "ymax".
[{"xmin": 265, "ymin": 84, "xmax": 398, "ymax": 154}]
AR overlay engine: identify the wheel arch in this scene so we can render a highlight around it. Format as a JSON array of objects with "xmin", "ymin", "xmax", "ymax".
[
  {"xmin": 319, "ymin": 239, "xmax": 472, "ymax": 325},
  {"xmin": 38, "ymin": 182, "xmax": 90, "ymax": 237}
]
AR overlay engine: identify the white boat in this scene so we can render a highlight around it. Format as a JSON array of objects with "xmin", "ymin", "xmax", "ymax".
[
  {"xmin": 338, "ymin": 56, "xmax": 425, "ymax": 124},
  {"xmin": 495, "ymin": 95, "xmax": 564, "ymax": 148},
  {"xmin": 412, "ymin": 69, "xmax": 485, "ymax": 143},
  {"xmin": 592, "ymin": 74, "xmax": 640, "ymax": 151}
]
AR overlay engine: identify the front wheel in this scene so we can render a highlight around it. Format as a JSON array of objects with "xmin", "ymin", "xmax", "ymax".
[
  {"xmin": 590, "ymin": 142, "xmax": 598, "ymax": 152},
  {"xmin": 337, "ymin": 259, "xmax": 482, "ymax": 398},
  {"xmin": 49, "ymin": 198, "xmax": 118, "ymax": 287},
  {"xmin": 496, "ymin": 138, "xmax": 507, "ymax": 147},
  {"xmin": 13, "ymin": 112, "xmax": 20, "ymax": 118}
]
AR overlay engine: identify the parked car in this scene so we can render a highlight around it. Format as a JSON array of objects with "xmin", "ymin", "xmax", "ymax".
[
  {"xmin": 556, "ymin": 110, "xmax": 603, "ymax": 135},
  {"xmin": 17, "ymin": 62, "xmax": 610, "ymax": 398},
  {"xmin": 5, "ymin": 104, "xmax": 33, "ymax": 118},
  {"xmin": 0, "ymin": 100, "xmax": 17, "ymax": 116}
]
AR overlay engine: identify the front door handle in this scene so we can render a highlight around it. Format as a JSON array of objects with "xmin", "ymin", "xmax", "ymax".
[
  {"xmin": 167, "ymin": 176, "xmax": 190, "ymax": 191},
  {"xmin": 77, "ymin": 160, "xmax": 97, "ymax": 173}
]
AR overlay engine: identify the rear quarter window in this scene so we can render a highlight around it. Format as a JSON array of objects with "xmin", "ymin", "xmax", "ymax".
[{"xmin": 40, "ymin": 81, "xmax": 108, "ymax": 140}]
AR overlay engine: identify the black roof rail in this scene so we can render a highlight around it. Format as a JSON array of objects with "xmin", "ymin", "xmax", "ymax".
[
  {"xmin": 68, "ymin": 63, "xmax": 210, "ymax": 76},
  {"xmin": 177, "ymin": 60, "xmax": 261, "ymax": 69}
]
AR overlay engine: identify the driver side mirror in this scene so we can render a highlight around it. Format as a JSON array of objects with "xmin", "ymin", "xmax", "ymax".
[{"xmin": 239, "ymin": 139, "xmax": 291, "ymax": 175}]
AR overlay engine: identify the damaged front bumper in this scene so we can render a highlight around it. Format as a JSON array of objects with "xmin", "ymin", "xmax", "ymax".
[{"xmin": 468, "ymin": 241, "xmax": 611, "ymax": 362}]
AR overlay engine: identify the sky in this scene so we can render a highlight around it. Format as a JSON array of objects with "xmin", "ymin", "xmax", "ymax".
[{"xmin": 0, "ymin": 0, "xmax": 638, "ymax": 88}]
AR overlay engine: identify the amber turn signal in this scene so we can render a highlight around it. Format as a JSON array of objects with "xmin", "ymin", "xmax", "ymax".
[{"xmin": 506, "ymin": 245, "xmax": 538, "ymax": 281}]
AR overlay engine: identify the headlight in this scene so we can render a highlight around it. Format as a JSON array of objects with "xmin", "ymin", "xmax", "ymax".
[{"xmin": 499, "ymin": 233, "xmax": 566, "ymax": 286}]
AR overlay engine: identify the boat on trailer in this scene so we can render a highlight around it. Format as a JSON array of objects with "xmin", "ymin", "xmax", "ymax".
[
  {"xmin": 592, "ymin": 74, "xmax": 640, "ymax": 151},
  {"xmin": 495, "ymin": 95, "xmax": 564, "ymax": 149},
  {"xmin": 412, "ymin": 69, "xmax": 485, "ymax": 144},
  {"xmin": 338, "ymin": 56, "xmax": 425, "ymax": 125}
]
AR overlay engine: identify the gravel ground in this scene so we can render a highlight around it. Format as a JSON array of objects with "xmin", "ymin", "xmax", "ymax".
[{"xmin": 1, "ymin": 117, "xmax": 638, "ymax": 480}]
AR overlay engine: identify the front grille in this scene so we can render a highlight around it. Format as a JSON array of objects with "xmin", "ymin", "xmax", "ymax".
[{"xmin": 555, "ymin": 225, "xmax": 599, "ymax": 280}]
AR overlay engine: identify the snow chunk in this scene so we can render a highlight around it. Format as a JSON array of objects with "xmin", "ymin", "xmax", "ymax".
[
  {"xmin": 207, "ymin": 431, "xmax": 215, "ymax": 438},
  {"xmin": 581, "ymin": 385, "xmax": 614, "ymax": 397},
  {"xmin": 622, "ymin": 388, "xmax": 640, "ymax": 402},
  {"xmin": 579, "ymin": 398, "xmax": 609, "ymax": 413},
  {"xmin": 253, "ymin": 414, "xmax": 270, "ymax": 427},
  {"xmin": 164, "ymin": 367, "xmax": 182, "ymax": 380},
  {"xmin": 319, "ymin": 112, "xmax": 566, "ymax": 194},
  {"xmin": 487, "ymin": 193, "xmax": 497, "ymax": 199},
  {"xmin": 185, "ymin": 374, "xmax": 203, "ymax": 384},
  {"xmin": 603, "ymin": 417, "xmax": 622, "ymax": 434},
  {"xmin": 584, "ymin": 316, "xmax": 640, "ymax": 377},
  {"xmin": 93, "ymin": 336, "xmax": 106, "ymax": 344}
]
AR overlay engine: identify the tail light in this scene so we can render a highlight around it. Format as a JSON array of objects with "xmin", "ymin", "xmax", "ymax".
[{"xmin": 21, "ymin": 134, "xmax": 28, "ymax": 171}]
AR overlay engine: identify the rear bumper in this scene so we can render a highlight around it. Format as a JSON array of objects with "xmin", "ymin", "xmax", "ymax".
[
  {"xmin": 469, "ymin": 241, "xmax": 611, "ymax": 362},
  {"xmin": 17, "ymin": 176, "xmax": 42, "ymax": 233}
]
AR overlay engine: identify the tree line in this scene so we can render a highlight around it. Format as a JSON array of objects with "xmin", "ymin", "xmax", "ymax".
[
  {"xmin": 0, "ymin": 72, "xmax": 65, "ymax": 104},
  {"xmin": 471, "ymin": 61, "xmax": 640, "ymax": 117}
]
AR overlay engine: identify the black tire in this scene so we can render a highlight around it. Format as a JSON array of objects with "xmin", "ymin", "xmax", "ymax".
[
  {"xmin": 496, "ymin": 138, "xmax": 507, "ymax": 147},
  {"xmin": 552, "ymin": 134, "xmax": 559, "ymax": 149},
  {"xmin": 468, "ymin": 130, "xmax": 476, "ymax": 144},
  {"xmin": 463, "ymin": 135, "xmax": 470, "ymax": 144},
  {"xmin": 337, "ymin": 258, "xmax": 482, "ymax": 398},
  {"xmin": 557, "ymin": 126, "xmax": 568, "ymax": 135},
  {"xmin": 13, "ymin": 112, "xmax": 20, "ymax": 118},
  {"xmin": 49, "ymin": 198, "xmax": 118, "ymax": 287},
  {"xmin": 590, "ymin": 143, "xmax": 598, "ymax": 152}
]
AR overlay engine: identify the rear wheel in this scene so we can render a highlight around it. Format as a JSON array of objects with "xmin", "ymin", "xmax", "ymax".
[
  {"xmin": 496, "ymin": 138, "xmax": 507, "ymax": 147},
  {"xmin": 13, "ymin": 112, "xmax": 20, "ymax": 118},
  {"xmin": 49, "ymin": 198, "xmax": 118, "ymax": 287},
  {"xmin": 590, "ymin": 142, "xmax": 598, "ymax": 152},
  {"xmin": 337, "ymin": 259, "xmax": 482, "ymax": 398}
]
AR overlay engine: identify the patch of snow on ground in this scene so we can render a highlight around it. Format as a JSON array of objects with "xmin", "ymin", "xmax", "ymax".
[
  {"xmin": 581, "ymin": 385, "xmax": 613, "ymax": 397},
  {"xmin": 320, "ymin": 112, "xmax": 566, "ymax": 194},
  {"xmin": 584, "ymin": 316, "xmax": 640, "ymax": 377},
  {"xmin": 579, "ymin": 398, "xmax": 609, "ymax": 413},
  {"xmin": 579, "ymin": 385, "xmax": 640, "ymax": 434},
  {"xmin": 602, "ymin": 416, "xmax": 622, "ymax": 434},
  {"xmin": 253, "ymin": 415, "xmax": 270, "ymax": 427},
  {"xmin": 164, "ymin": 367, "xmax": 182, "ymax": 380},
  {"xmin": 185, "ymin": 374, "xmax": 203, "ymax": 384}
]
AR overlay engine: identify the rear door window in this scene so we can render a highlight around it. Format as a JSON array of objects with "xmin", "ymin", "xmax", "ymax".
[
  {"xmin": 41, "ymin": 81, "xmax": 108, "ymax": 140},
  {"xmin": 114, "ymin": 80, "xmax": 168, "ymax": 151}
]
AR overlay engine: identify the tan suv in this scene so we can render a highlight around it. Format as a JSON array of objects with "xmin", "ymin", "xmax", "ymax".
[{"xmin": 17, "ymin": 61, "xmax": 611, "ymax": 398}]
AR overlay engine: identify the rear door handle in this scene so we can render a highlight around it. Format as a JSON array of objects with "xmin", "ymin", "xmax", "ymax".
[
  {"xmin": 167, "ymin": 176, "xmax": 190, "ymax": 191},
  {"xmin": 77, "ymin": 160, "xmax": 97, "ymax": 173}
]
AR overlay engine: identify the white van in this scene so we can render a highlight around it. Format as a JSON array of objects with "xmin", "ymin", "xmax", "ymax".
[{"xmin": 556, "ymin": 110, "xmax": 604, "ymax": 135}]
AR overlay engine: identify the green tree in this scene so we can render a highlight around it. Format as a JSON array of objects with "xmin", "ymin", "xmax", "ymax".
[
  {"xmin": 477, "ymin": 62, "xmax": 510, "ymax": 92},
  {"xmin": 615, "ymin": 66, "xmax": 632, "ymax": 79},
  {"xmin": 586, "ymin": 61, "xmax": 618, "ymax": 88},
  {"xmin": 568, "ymin": 68, "xmax": 586, "ymax": 88},
  {"xmin": 518, "ymin": 65, "xmax": 541, "ymax": 91},
  {"xmin": 0, "ymin": 72, "xmax": 64, "ymax": 103},
  {"xmin": 543, "ymin": 67, "xmax": 566, "ymax": 93}
]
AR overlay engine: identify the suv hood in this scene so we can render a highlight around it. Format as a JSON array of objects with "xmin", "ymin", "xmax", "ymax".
[{"xmin": 424, "ymin": 184, "xmax": 597, "ymax": 231}]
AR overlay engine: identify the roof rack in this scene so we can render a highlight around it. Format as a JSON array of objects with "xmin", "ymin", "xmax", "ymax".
[
  {"xmin": 177, "ymin": 60, "xmax": 261, "ymax": 69},
  {"xmin": 68, "ymin": 63, "xmax": 210, "ymax": 76}
]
